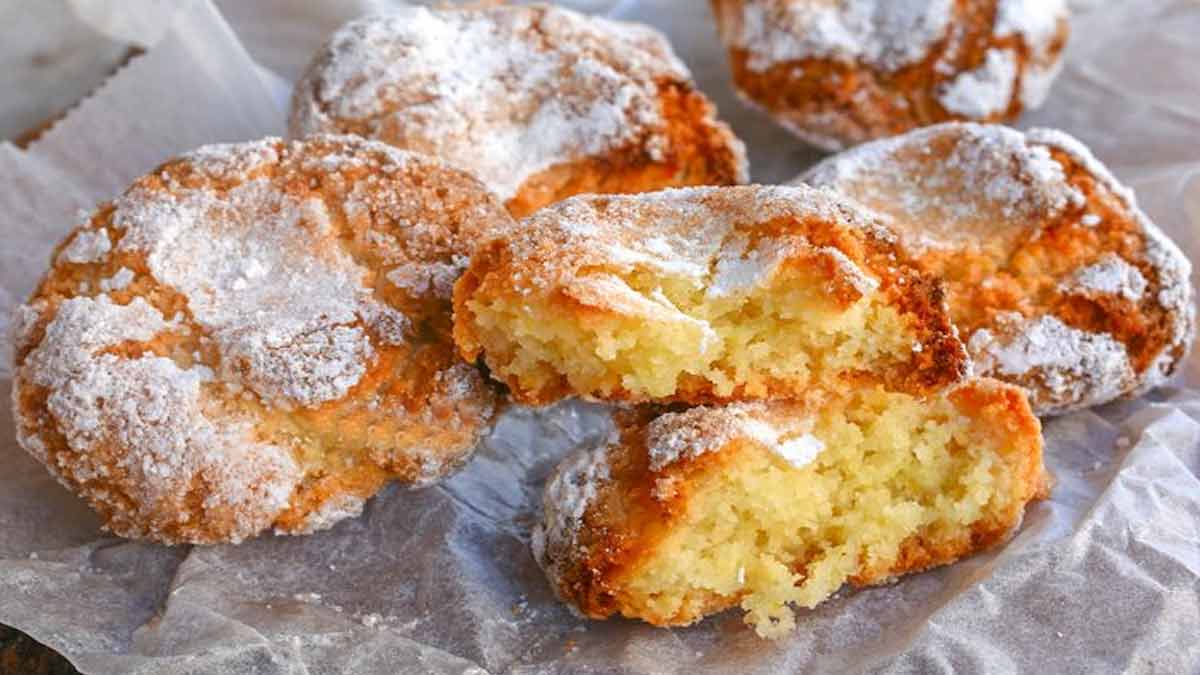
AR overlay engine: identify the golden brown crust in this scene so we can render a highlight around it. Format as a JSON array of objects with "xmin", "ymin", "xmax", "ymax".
[
  {"xmin": 11, "ymin": 135, "xmax": 513, "ymax": 544},
  {"xmin": 536, "ymin": 378, "xmax": 1047, "ymax": 626},
  {"xmin": 710, "ymin": 0, "xmax": 1069, "ymax": 150},
  {"xmin": 289, "ymin": 4, "xmax": 748, "ymax": 218},
  {"xmin": 802, "ymin": 123, "xmax": 1195, "ymax": 415},
  {"xmin": 453, "ymin": 185, "xmax": 969, "ymax": 405},
  {"xmin": 505, "ymin": 81, "xmax": 750, "ymax": 218}
]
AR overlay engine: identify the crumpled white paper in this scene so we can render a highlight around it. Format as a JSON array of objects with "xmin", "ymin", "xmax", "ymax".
[{"xmin": 1, "ymin": 1, "xmax": 1198, "ymax": 673}]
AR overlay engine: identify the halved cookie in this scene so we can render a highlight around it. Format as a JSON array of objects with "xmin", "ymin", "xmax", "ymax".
[
  {"xmin": 534, "ymin": 378, "xmax": 1047, "ymax": 637},
  {"xmin": 453, "ymin": 185, "xmax": 968, "ymax": 406}
]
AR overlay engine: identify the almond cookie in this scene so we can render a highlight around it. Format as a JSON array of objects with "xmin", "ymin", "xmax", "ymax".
[
  {"xmin": 453, "ymin": 185, "xmax": 968, "ymax": 406},
  {"xmin": 801, "ymin": 123, "xmax": 1195, "ymax": 415},
  {"xmin": 10, "ymin": 135, "xmax": 512, "ymax": 544},
  {"xmin": 710, "ymin": 0, "xmax": 1069, "ymax": 150},
  {"xmin": 289, "ymin": 4, "xmax": 749, "ymax": 218},
  {"xmin": 534, "ymin": 378, "xmax": 1047, "ymax": 637}
]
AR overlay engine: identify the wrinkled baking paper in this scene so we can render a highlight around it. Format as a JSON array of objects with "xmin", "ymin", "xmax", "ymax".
[{"xmin": 1, "ymin": 1, "xmax": 1198, "ymax": 673}]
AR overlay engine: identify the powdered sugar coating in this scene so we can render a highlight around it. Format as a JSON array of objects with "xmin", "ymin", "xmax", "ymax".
[
  {"xmin": 713, "ymin": 0, "xmax": 1069, "ymax": 149},
  {"xmin": 488, "ymin": 186, "xmax": 896, "ymax": 299},
  {"xmin": 968, "ymin": 314, "xmax": 1135, "ymax": 412},
  {"xmin": 730, "ymin": 0, "xmax": 955, "ymax": 72},
  {"xmin": 725, "ymin": 0, "xmax": 1066, "ymax": 76},
  {"xmin": 645, "ymin": 403, "xmax": 822, "ymax": 472},
  {"xmin": 803, "ymin": 123, "xmax": 1083, "ymax": 253},
  {"xmin": 1061, "ymin": 254, "xmax": 1148, "ymax": 302},
  {"xmin": 939, "ymin": 48, "xmax": 1019, "ymax": 118},
  {"xmin": 114, "ymin": 175, "xmax": 383, "ymax": 409},
  {"xmin": 9, "ymin": 301, "xmax": 47, "ymax": 353},
  {"xmin": 995, "ymin": 0, "xmax": 1069, "ymax": 109},
  {"xmin": 290, "ymin": 5, "xmax": 742, "ymax": 204},
  {"xmin": 20, "ymin": 295, "xmax": 302, "ymax": 542},
  {"xmin": 995, "ymin": 0, "xmax": 1063, "ymax": 45},
  {"xmin": 532, "ymin": 426, "xmax": 617, "ymax": 597},
  {"xmin": 286, "ymin": 494, "xmax": 367, "ymax": 536},
  {"xmin": 1026, "ymin": 127, "xmax": 1196, "ymax": 383},
  {"xmin": 57, "ymin": 228, "xmax": 111, "ymax": 264},
  {"xmin": 11, "ymin": 135, "xmax": 511, "ymax": 544},
  {"xmin": 98, "ymin": 267, "xmax": 135, "ymax": 292}
]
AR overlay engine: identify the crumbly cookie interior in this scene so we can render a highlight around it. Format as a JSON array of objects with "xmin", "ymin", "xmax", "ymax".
[
  {"xmin": 618, "ymin": 388, "xmax": 1031, "ymax": 638},
  {"xmin": 464, "ymin": 262, "xmax": 915, "ymax": 401}
]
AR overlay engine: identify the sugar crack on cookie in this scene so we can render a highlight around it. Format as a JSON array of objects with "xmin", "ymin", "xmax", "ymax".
[
  {"xmin": 534, "ymin": 380, "xmax": 1047, "ymax": 637},
  {"xmin": 801, "ymin": 123, "xmax": 1195, "ymax": 414},
  {"xmin": 710, "ymin": 0, "xmax": 1070, "ymax": 149},
  {"xmin": 11, "ymin": 135, "xmax": 514, "ymax": 544},
  {"xmin": 290, "ymin": 3, "xmax": 748, "ymax": 217},
  {"xmin": 453, "ymin": 185, "xmax": 968, "ymax": 406}
]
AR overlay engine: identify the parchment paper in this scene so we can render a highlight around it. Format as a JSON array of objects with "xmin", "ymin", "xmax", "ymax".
[{"xmin": 1, "ymin": 1, "xmax": 1198, "ymax": 673}]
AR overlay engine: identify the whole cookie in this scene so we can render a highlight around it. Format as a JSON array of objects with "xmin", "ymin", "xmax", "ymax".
[
  {"xmin": 290, "ymin": 4, "xmax": 749, "ymax": 218},
  {"xmin": 11, "ymin": 135, "xmax": 513, "ymax": 544},
  {"xmin": 801, "ymin": 123, "xmax": 1195, "ymax": 415},
  {"xmin": 710, "ymin": 0, "xmax": 1070, "ymax": 150}
]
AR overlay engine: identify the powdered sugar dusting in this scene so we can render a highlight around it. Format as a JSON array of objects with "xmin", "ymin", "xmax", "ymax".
[
  {"xmin": 721, "ymin": 0, "xmax": 1066, "ymax": 125},
  {"xmin": 23, "ymin": 296, "xmax": 174, "ymax": 389},
  {"xmin": 13, "ymin": 135, "xmax": 508, "ymax": 543},
  {"xmin": 1061, "ymin": 254, "xmax": 1147, "ymax": 301},
  {"xmin": 516, "ymin": 186, "xmax": 892, "ymax": 303},
  {"xmin": 804, "ymin": 123, "xmax": 1195, "ymax": 413},
  {"xmin": 968, "ymin": 314, "xmax": 1135, "ymax": 413},
  {"xmin": 774, "ymin": 433, "xmax": 826, "ymax": 469},
  {"xmin": 57, "ymin": 228, "xmax": 111, "ymax": 264},
  {"xmin": 1027, "ymin": 127, "xmax": 1196, "ymax": 365},
  {"xmin": 1018, "ymin": 48, "xmax": 1065, "ymax": 109},
  {"xmin": 99, "ymin": 267, "xmax": 135, "ymax": 292},
  {"xmin": 994, "ymin": 0, "xmax": 1070, "ymax": 111},
  {"xmin": 9, "ymin": 301, "xmax": 47, "ymax": 352},
  {"xmin": 18, "ymin": 295, "xmax": 301, "ymax": 542},
  {"xmin": 114, "ymin": 168, "xmax": 381, "ymax": 409},
  {"xmin": 939, "ymin": 48, "xmax": 1018, "ymax": 118},
  {"xmin": 386, "ymin": 256, "xmax": 466, "ymax": 299},
  {"xmin": 820, "ymin": 246, "xmax": 881, "ymax": 295},
  {"xmin": 708, "ymin": 234, "xmax": 790, "ymax": 298},
  {"xmin": 802, "ymin": 123, "xmax": 1084, "ymax": 252},
  {"xmin": 730, "ymin": 0, "xmax": 954, "ymax": 72},
  {"xmin": 291, "ymin": 5, "xmax": 693, "ymax": 201},
  {"xmin": 646, "ymin": 403, "xmax": 820, "ymax": 472},
  {"xmin": 533, "ymin": 427, "xmax": 618, "ymax": 587}
]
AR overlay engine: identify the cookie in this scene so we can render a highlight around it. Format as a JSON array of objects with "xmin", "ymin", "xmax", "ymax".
[
  {"xmin": 290, "ymin": 4, "xmax": 749, "ymax": 218},
  {"xmin": 534, "ymin": 378, "xmax": 1047, "ymax": 637},
  {"xmin": 454, "ymin": 185, "xmax": 967, "ymax": 406},
  {"xmin": 801, "ymin": 123, "xmax": 1195, "ymax": 415},
  {"xmin": 711, "ymin": 0, "xmax": 1069, "ymax": 150},
  {"xmin": 11, "ymin": 135, "xmax": 513, "ymax": 544}
]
